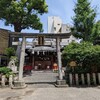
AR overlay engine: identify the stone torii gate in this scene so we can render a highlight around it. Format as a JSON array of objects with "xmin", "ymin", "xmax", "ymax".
[{"xmin": 9, "ymin": 32, "xmax": 71, "ymax": 88}]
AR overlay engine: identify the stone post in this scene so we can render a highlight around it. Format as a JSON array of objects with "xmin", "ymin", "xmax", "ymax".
[
  {"xmin": 93, "ymin": 73, "xmax": 96, "ymax": 85},
  {"xmin": 1, "ymin": 75, "xmax": 6, "ymax": 87},
  {"xmin": 87, "ymin": 73, "xmax": 90, "ymax": 86},
  {"xmin": 98, "ymin": 73, "xmax": 100, "ymax": 84},
  {"xmin": 9, "ymin": 75, "xmax": 13, "ymax": 87},
  {"xmin": 56, "ymin": 37, "xmax": 63, "ymax": 80},
  {"xmin": 81, "ymin": 74, "xmax": 85, "ymax": 85},
  {"xmin": 69, "ymin": 73, "xmax": 73, "ymax": 86},
  {"xmin": 18, "ymin": 37, "xmax": 26, "ymax": 81},
  {"xmin": 75, "ymin": 74, "xmax": 79, "ymax": 86}
]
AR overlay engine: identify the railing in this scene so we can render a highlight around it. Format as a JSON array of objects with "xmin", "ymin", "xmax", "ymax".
[{"xmin": 65, "ymin": 73, "xmax": 100, "ymax": 86}]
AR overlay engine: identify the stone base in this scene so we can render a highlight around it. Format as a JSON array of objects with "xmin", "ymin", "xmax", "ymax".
[
  {"xmin": 55, "ymin": 80, "xmax": 69, "ymax": 87},
  {"xmin": 97, "ymin": 85, "xmax": 100, "ymax": 88},
  {"xmin": 11, "ymin": 81, "xmax": 27, "ymax": 89}
]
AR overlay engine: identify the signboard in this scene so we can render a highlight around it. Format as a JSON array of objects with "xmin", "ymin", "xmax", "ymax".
[
  {"xmin": 38, "ymin": 36, "xmax": 44, "ymax": 45},
  {"xmin": 69, "ymin": 61, "xmax": 77, "ymax": 67}
]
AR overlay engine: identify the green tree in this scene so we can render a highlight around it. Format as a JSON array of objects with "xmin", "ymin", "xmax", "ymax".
[
  {"xmin": 72, "ymin": 0, "xmax": 96, "ymax": 42},
  {"xmin": 0, "ymin": 0, "xmax": 48, "ymax": 32},
  {"xmin": 62, "ymin": 42, "xmax": 100, "ymax": 73},
  {"xmin": 5, "ymin": 47, "xmax": 15, "ymax": 60},
  {"xmin": 92, "ymin": 21, "xmax": 100, "ymax": 40}
]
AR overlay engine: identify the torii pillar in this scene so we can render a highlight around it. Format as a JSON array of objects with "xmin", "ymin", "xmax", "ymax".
[
  {"xmin": 18, "ymin": 37, "xmax": 26, "ymax": 81},
  {"xmin": 56, "ymin": 37, "xmax": 68, "ymax": 87},
  {"xmin": 14, "ymin": 37, "xmax": 27, "ymax": 88},
  {"xmin": 56, "ymin": 37, "xmax": 63, "ymax": 80}
]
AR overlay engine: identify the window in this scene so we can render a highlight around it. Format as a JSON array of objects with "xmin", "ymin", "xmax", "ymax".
[{"xmin": 54, "ymin": 27, "xmax": 56, "ymax": 31}]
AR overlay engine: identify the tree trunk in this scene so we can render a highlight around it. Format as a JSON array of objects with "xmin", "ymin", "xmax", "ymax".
[
  {"xmin": 13, "ymin": 23, "xmax": 22, "ymax": 50},
  {"xmin": 13, "ymin": 23, "xmax": 22, "ymax": 41},
  {"xmin": 14, "ymin": 23, "xmax": 22, "ymax": 33}
]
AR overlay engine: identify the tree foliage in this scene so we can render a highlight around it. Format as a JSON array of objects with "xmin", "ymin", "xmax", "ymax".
[
  {"xmin": 0, "ymin": 67, "xmax": 14, "ymax": 78},
  {"xmin": 92, "ymin": 21, "xmax": 100, "ymax": 41},
  {"xmin": 62, "ymin": 42, "xmax": 100, "ymax": 73},
  {"xmin": 0, "ymin": 0, "xmax": 48, "ymax": 32},
  {"xmin": 5, "ymin": 47, "xmax": 15, "ymax": 59},
  {"xmin": 72, "ymin": 0, "xmax": 97, "ymax": 42}
]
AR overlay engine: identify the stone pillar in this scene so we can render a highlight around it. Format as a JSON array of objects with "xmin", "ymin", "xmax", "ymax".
[
  {"xmin": 98, "ymin": 73, "xmax": 100, "ymax": 84},
  {"xmin": 75, "ymin": 74, "xmax": 79, "ymax": 86},
  {"xmin": 69, "ymin": 73, "xmax": 73, "ymax": 86},
  {"xmin": 87, "ymin": 73, "xmax": 90, "ymax": 86},
  {"xmin": 93, "ymin": 73, "xmax": 96, "ymax": 85},
  {"xmin": 55, "ymin": 37, "xmax": 68, "ymax": 87},
  {"xmin": 56, "ymin": 37, "xmax": 63, "ymax": 80},
  {"xmin": 81, "ymin": 74, "xmax": 85, "ymax": 85},
  {"xmin": 1, "ymin": 75, "xmax": 6, "ymax": 87},
  {"xmin": 18, "ymin": 37, "xmax": 26, "ymax": 81},
  {"xmin": 9, "ymin": 75, "xmax": 13, "ymax": 87}
]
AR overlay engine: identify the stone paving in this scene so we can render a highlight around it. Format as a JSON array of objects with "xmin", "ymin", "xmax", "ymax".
[
  {"xmin": 23, "ymin": 70, "xmax": 58, "ymax": 83},
  {"xmin": 0, "ymin": 70, "xmax": 100, "ymax": 100},
  {"xmin": 0, "ymin": 87, "xmax": 100, "ymax": 100},
  {"xmin": 21, "ymin": 87, "xmax": 100, "ymax": 100}
]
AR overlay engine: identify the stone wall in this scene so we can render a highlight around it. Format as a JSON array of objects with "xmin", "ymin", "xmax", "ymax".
[{"xmin": 0, "ymin": 29, "xmax": 10, "ymax": 54}]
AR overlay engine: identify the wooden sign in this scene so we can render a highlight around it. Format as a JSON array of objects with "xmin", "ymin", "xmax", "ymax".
[
  {"xmin": 69, "ymin": 61, "xmax": 77, "ymax": 67},
  {"xmin": 38, "ymin": 36, "xmax": 44, "ymax": 45}
]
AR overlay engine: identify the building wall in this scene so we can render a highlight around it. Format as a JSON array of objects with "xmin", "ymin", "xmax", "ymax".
[
  {"xmin": 48, "ymin": 16, "xmax": 62, "ymax": 33},
  {"xmin": 48, "ymin": 16, "xmax": 78, "ymax": 46},
  {"xmin": 61, "ymin": 24, "xmax": 71, "ymax": 33},
  {"xmin": 0, "ymin": 29, "xmax": 10, "ymax": 54},
  {"xmin": 48, "ymin": 16, "xmax": 54, "ymax": 33}
]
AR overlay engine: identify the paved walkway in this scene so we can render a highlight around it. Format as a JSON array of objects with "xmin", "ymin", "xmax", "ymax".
[
  {"xmin": 23, "ymin": 70, "xmax": 58, "ymax": 83},
  {"xmin": 0, "ymin": 87, "xmax": 100, "ymax": 100},
  {"xmin": 0, "ymin": 70, "xmax": 100, "ymax": 100},
  {"xmin": 23, "ymin": 70, "xmax": 58, "ymax": 88}
]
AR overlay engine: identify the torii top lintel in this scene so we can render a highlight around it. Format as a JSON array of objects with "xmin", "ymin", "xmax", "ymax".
[{"xmin": 9, "ymin": 32, "xmax": 72, "ymax": 39}]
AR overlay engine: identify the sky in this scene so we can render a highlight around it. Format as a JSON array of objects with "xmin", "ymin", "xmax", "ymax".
[{"xmin": 0, "ymin": 0, "xmax": 100, "ymax": 33}]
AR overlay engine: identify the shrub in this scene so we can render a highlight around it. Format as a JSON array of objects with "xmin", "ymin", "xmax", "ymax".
[
  {"xmin": 5, "ymin": 47, "xmax": 15, "ymax": 60},
  {"xmin": 62, "ymin": 42, "xmax": 100, "ymax": 73},
  {"xmin": 0, "ymin": 67, "xmax": 14, "ymax": 78}
]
